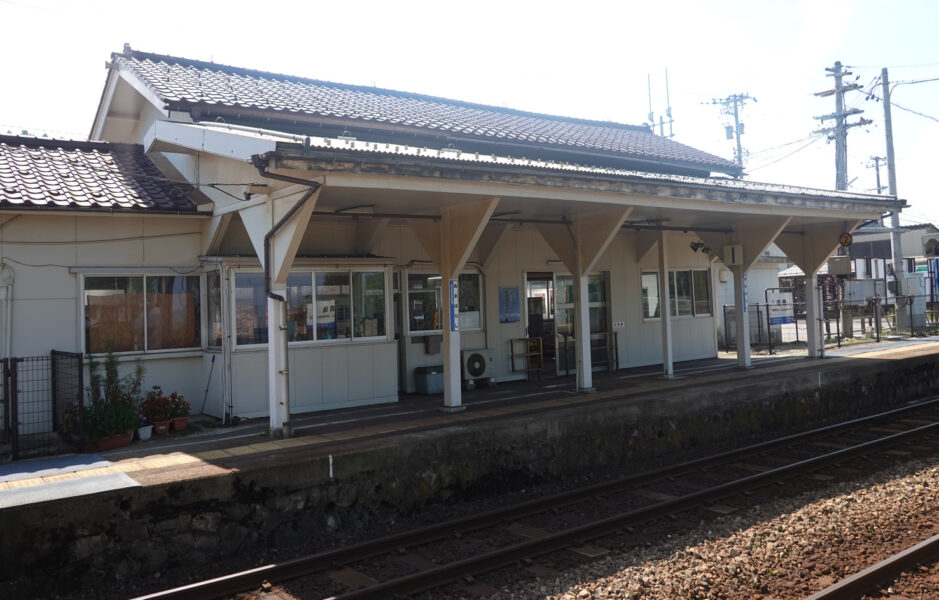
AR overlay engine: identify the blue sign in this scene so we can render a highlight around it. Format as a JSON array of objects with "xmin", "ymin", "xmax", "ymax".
[
  {"xmin": 450, "ymin": 279, "xmax": 459, "ymax": 332},
  {"xmin": 499, "ymin": 286, "xmax": 520, "ymax": 323}
]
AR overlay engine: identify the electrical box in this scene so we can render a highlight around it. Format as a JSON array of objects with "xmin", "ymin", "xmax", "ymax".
[
  {"xmin": 827, "ymin": 256, "xmax": 852, "ymax": 276},
  {"xmin": 723, "ymin": 244, "xmax": 744, "ymax": 266}
]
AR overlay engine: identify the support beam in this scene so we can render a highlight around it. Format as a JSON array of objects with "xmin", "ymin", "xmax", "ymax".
[
  {"xmin": 775, "ymin": 220, "xmax": 861, "ymax": 359},
  {"xmin": 202, "ymin": 213, "xmax": 232, "ymax": 255},
  {"xmin": 635, "ymin": 230, "xmax": 659, "ymax": 264},
  {"xmin": 805, "ymin": 269, "xmax": 822, "ymax": 357},
  {"xmin": 354, "ymin": 218, "xmax": 390, "ymax": 255},
  {"xmin": 475, "ymin": 222, "xmax": 511, "ymax": 270},
  {"xmin": 538, "ymin": 208, "xmax": 632, "ymax": 390},
  {"xmin": 775, "ymin": 220, "xmax": 860, "ymax": 276},
  {"xmin": 658, "ymin": 230, "xmax": 674, "ymax": 378},
  {"xmin": 410, "ymin": 197, "xmax": 500, "ymax": 410},
  {"xmin": 238, "ymin": 187, "xmax": 322, "ymax": 433},
  {"xmin": 731, "ymin": 266, "xmax": 751, "ymax": 368}
]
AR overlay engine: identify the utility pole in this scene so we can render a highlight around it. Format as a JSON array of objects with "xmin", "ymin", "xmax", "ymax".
[
  {"xmin": 868, "ymin": 156, "xmax": 887, "ymax": 194},
  {"xmin": 707, "ymin": 93, "xmax": 756, "ymax": 170},
  {"xmin": 868, "ymin": 156, "xmax": 887, "ymax": 225},
  {"xmin": 813, "ymin": 61, "xmax": 870, "ymax": 190},
  {"xmin": 882, "ymin": 67, "xmax": 907, "ymax": 328}
]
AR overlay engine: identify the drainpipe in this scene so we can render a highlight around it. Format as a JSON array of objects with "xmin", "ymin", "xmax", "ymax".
[
  {"xmin": 0, "ymin": 263, "xmax": 13, "ymax": 360},
  {"xmin": 252, "ymin": 155, "xmax": 321, "ymax": 436}
]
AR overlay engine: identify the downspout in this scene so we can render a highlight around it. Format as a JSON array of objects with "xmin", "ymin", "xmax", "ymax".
[
  {"xmin": 251, "ymin": 155, "xmax": 321, "ymax": 434},
  {"xmin": 0, "ymin": 263, "xmax": 12, "ymax": 360}
]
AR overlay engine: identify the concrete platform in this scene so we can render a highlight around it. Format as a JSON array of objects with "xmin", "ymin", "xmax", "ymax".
[
  {"xmin": 3, "ymin": 336, "xmax": 938, "ymax": 502},
  {"xmin": 2, "ymin": 338, "xmax": 939, "ymax": 585}
]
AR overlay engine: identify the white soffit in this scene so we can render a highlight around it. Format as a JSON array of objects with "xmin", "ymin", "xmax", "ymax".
[{"xmin": 143, "ymin": 121, "xmax": 278, "ymax": 161}]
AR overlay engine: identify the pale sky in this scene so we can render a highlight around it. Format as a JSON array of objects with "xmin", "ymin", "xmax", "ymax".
[{"xmin": 2, "ymin": 0, "xmax": 937, "ymax": 224}]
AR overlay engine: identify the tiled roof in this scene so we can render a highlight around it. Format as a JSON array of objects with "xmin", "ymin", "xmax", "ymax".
[
  {"xmin": 0, "ymin": 136, "xmax": 195, "ymax": 212},
  {"xmin": 111, "ymin": 48, "xmax": 740, "ymax": 176}
]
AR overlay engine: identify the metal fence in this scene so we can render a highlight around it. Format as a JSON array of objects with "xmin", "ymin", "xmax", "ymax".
[
  {"xmin": 1, "ymin": 350, "xmax": 84, "ymax": 461},
  {"xmin": 721, "ymin": 294, "xmax": 939, "ymax": 353}
]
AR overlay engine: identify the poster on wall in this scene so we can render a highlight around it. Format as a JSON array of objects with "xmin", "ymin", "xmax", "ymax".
[{"xmin": 499, "ymin": 286, "xmax": 520, "ymax": 323}]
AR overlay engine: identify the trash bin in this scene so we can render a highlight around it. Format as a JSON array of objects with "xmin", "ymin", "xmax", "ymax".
[{"xmin": 414, "ymin": 366, "xmax": 444, "ymax": 394}]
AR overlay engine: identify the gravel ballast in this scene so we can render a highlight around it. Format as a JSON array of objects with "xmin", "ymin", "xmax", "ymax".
[{"xmin": 489, "ymin": 458, "xmax": 939, "ymax": 600}]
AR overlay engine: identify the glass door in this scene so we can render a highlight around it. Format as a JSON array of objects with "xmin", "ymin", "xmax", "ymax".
[{"xmin": 554, "ymin": 273, "xmax": 610, "ymax": 374}]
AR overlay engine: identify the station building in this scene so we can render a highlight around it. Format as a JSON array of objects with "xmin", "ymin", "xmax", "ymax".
[{"xmin": 0, "ymin": 46, "xmax": 903, "ymax": 434}]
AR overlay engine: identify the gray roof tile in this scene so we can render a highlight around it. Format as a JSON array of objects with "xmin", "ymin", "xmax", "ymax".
[
  {"xmin": 113, "ymin": 48, "xmax": 739, "ymax": 176},
  {"xmin": 0, "ymin": 136, "xmax": 195, "ymax": 213}
]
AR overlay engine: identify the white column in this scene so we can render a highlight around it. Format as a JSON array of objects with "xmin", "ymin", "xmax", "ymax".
[
  {"xmin": 267, "ymin": 286, "xmax": 290, "ymax": 432},
  {"xmin": 573, "ymin": 257, "xmax": 594, "ymax": 391},
  {"xmin": 732, "ymin": 267, "xmax": 751, "ymax": 368},
  {"xmin": 658, "ymin": 231, "xmax": 674, "ymax": 378},
  {"xmin": 441, "ymin": 274, "xmax": 463, "ymax": 410},
  {"xmin": 805, "ymin": 270, "xmax": 821, "ymax": 357}
]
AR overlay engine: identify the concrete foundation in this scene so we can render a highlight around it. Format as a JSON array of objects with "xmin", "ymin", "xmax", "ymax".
[{"xmin": 2, "ymin": 347, "xmax": 939, "ymax": 589}]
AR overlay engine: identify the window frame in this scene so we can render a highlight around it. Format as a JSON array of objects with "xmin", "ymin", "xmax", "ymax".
[
  {"xmin": 641, "ymin": 268, "xmax": 712, "ymax": 320},
  {"xmin": 232, "ymin": 267, "xmax": 390, "ymax": 349},
  {"xmin": 405, "ymin": 270, "xmax": 483, "ymax": 336},
  {"xmin": 82, "ymin": 272, "xmax": 204, "ymax": 356}
]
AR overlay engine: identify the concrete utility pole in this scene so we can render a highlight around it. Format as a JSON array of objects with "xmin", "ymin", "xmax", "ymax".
[
  {"xmin": 814, "ymin": 61, "xmax": 870, "ymax": 190},
  {"xmin": 882, "ymin": 67, "xmax": 907, "ymax": 326},
  {"xmin": 707, "ymin": 93, "xmax": 756, "ymax": 170},
  {"xmin": 868, "ymin": 156, "xmax": 887, "ymax": 194}
]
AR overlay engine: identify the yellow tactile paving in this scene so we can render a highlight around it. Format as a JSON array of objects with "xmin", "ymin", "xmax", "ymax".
[
  {"xmin": 320, "ymin": 430, "xmax": 361, "ymax": 441},
  {"xmin": 271, "ymin": 438, "xmax": 309, "ymax": 448},
  {"xmin": 41, "ymin": 472, "xmax": 82, "ymax": 483},
  {"xmin": 195, "ymin": 449, "xmax": 232, "ymax": 460},
  {"xmin": 225, "ymin": 446, "xmax": 256, "ymax": 456},
  {"xmin": 247, "ymin": 442, "xmax": 282, "ymax": 452}
]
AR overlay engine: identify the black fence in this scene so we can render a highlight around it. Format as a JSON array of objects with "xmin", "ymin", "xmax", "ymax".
[
  {"xmin": 721, "ymin": 294, "xmax": 939, "ymax": 352},
  {"xmin": 1, "ymin": 350, "xmax": 84, "ymax": 461}
]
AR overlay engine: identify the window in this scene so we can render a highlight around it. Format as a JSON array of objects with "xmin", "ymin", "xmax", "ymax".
[
  {"xmin": 235, "ymin": 273, "xmax": 268, "ymax": 345},
  {"xmin": 408, "ymin": 274, "xmax": 442, "ymax": 332},
  {"xmin": 458, "ymin": 273, "xmax": 481, "ymax": 330},
  {"xmin": 555, "ymin": 273, "xmax": 607, "ymax": 336},
  {"xmin": 315, "ymin": 272, "xmax": 351, "ymax": 340},
  {"xmin": 353, "ymin": 271, "xmax": 386, "ymax": 338},
  {"xmin": 207, "ymin": 270, "xmax": 223, "ymax": 348},
  {"xmin": 669, "ymin": 270, "xmax": 693, "ymax": 317},
  {"xmin": 642, "ymin": 269, "xmax": 711, "ymax": 319},
  {"xmin": 84, "ymin": 275, "xmax": 200, "ymax": 354},
  {"xmin": 407, "ymin": 272, "xmax": 482, "ymax": 333},
  {"xmin": 641, "ymin": 272, "xmax": 660, "ymax": 319},
  {"xmin": 692, "ymin": 270, "xmax": 712, "ymax": 315},
  {"xmin": 236, "ymin": 269, "xmax": 386, "ymax": 346}
]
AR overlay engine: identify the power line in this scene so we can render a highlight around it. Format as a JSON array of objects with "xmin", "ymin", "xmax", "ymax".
[
  {"xmin": 748, "ymin": 134, "xmax": 825, "ymax": 172},
  {"xmin": 866, "ymin": 92, "xmax": 939, "ymax": 123}
]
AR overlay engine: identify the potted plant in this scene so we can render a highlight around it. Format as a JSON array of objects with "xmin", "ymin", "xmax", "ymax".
[
  {"xmin": 140, "ymin": 386, "xmax": 173, "ymax": 435},
  {"xmin": 83, "ymin": 351, "xmax": 144, "ymax": 452},
  {"xmin": 136, "ymin": 412, "xmax": 153, "ymax": 441},
  {"xmin": 169, "ymin": 391, "xmax": 190, "ymax": 431}
]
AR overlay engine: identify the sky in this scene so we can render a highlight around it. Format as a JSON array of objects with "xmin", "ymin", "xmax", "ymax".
[{"xmin": 1, "ymin": 0, "xmax": 937, "ymax": 224}]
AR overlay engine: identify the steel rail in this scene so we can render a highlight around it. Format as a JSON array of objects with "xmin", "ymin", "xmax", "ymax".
[
  {"xmin": 131, "ymin": 399, "xmax": 939, "ymax": 600},
  {"xmin": 804, "ymin": 533, "xmax": 939, "ymax": 600},
  {"xmin": 329, "ymin": 422, "xmax": 939, "ymax": 600}
]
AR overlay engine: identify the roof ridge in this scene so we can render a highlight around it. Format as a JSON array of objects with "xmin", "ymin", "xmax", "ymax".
[
  {"xmin": 115, "ymin": 47, "xmax": 651, "ymax": 133},
  {"xmin": 0, "ymin": 134, "xmax": 142, "ymax": 153}
]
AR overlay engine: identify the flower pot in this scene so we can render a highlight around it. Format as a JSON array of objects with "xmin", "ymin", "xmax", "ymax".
[
  {"xmin": 153, "ymin": 420, "xmax": 171, "ymax": 435},
  {"xmin": 136, "ymin": 425, "xmax": 153, "ymax": 441},
  {"xmin": 83, "ymin": 431, "xmax": 132, "ymax": 453},
  {"xmin": 171, "ymin": 416, "xmax": 189, "ymax": 432}
]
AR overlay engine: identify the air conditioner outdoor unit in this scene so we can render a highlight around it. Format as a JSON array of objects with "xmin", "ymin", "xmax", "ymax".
[
  {"xmin": 922, "ymin": 233, "xmax": 939, "ymax": 258},
  {"xmin": 461, "ymin": 349, "xmax": 493, "ymax": 384}
]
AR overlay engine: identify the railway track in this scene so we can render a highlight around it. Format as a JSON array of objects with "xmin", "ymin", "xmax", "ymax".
[
  {"xmin": 134, "ymin": 399, "xmax": 939, "ymax": 600},
  {"xmin": 804, "ymin": 532, "xmax": 939, "ymax": 600}
]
